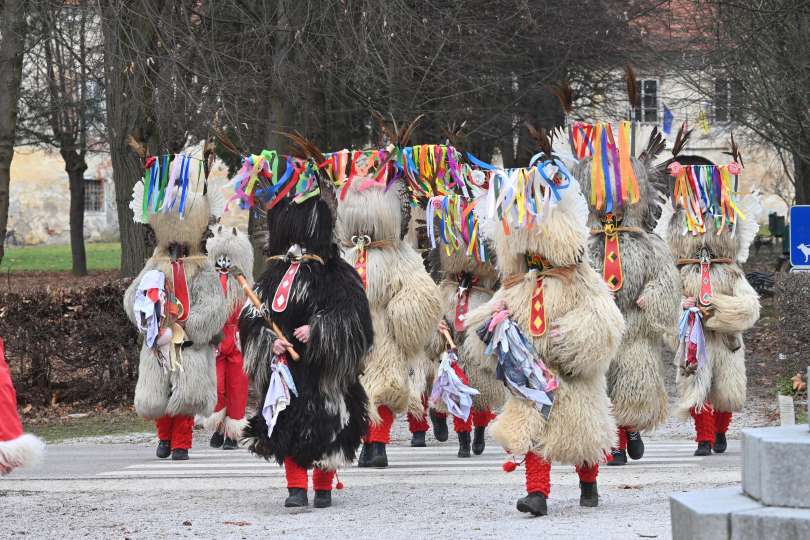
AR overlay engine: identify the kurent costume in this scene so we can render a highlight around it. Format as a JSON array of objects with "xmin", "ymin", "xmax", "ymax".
[
  {"xmin": 204, "ymin": 225, "xmax": 254, "ymax": 450},
  {"xmin": 124, "ymin": 155, "xmax": 229, "ymax": 460},
  {"xmin": 415, "ymin": 229, "xmax": 505, "ymax": 457},
  {"xmin": 0, "ymin": 338, "xmax": 45, "ymax": 475},
  {"xmin": 464, "ymin": 161, "xmax": 625, "ymax": 516},
  {"xmin": 336, "ymin": 170, "xmax": 442, "ymax": 469},
  {"xmin": 237, "ymin": 146, "xmax": 373, "ymax": 509},
  {"xmin": 571, "ymin": 124, "xmax": 681, "ymax": 465},
  {"xmin": 656, "ymin": 153, "xmax": 760, "ymax": 456}
]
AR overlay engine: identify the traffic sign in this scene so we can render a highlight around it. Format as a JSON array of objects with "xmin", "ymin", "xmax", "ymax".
[{"xmin": 789, "ymin": 205, "xmax": 810, "ymax": 268}]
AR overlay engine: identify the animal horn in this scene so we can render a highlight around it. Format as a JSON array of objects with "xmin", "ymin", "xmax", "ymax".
[{"xmin": 625, "ymin": 65, "xmax": 640, "ymax": 109}]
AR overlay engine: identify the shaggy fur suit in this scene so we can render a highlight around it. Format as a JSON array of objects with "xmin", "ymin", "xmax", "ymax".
[{"xmin": 123, "ymin": 198, "xmax": 229, "ymax": 451}]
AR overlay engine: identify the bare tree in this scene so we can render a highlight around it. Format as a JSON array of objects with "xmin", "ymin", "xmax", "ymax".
[
  {"xmin": 18, "ymin": 0, "xmax": 105, "ymax": 276},
  {"xmin": 0, "ymin": 0, "xmax": 28, "ymax": 267},
  {"xmin": 666, "ymin": 1, "xmax": 810, "ymax": 203}
]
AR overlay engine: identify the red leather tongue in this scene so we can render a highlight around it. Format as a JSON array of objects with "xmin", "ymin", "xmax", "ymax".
[
  {"xmin": 529, "ymin": 278, "xmax": 546, "ymax": 337},
  {"xmin": 171, "ymin": 261, "xmax": 190, "ymax": 322},
  {"xmin": 272, "ymin": 262, "xmax": 301, "ymax": 313},
  {"xmin": 602, "ymin": 234, "xmax": 623, "ymax": 292},
  {"xmin": 699, "ymin": 262, "xmax": 713, "ymax": 306},
  {"xmin": 454, "ymin": 288, "xmax": 470, "ymax": 332},
  {"xmin": 354, "ymin": 249, "xmax": 368, "ymax": 290}
]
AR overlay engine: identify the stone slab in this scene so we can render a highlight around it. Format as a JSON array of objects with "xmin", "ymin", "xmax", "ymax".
[
  {"xmin": 731, "ymin": 506, "xmax": 810, "ymax": 540},
  {"xmin": 742, "ymin": 424, "xmax": 810, "ymax": 508},
  {"xmin": 670, "ymin": 487, "xmax": 762, "ymax": 540}
]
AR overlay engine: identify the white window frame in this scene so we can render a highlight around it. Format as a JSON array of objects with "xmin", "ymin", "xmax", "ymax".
[
  {"xmin": 634, "ymin": 78, "xmax": 660, "ymax": 124},
  {"xmin": 84, "ymin": 177, "xmax": 105, "ymax": 214}
]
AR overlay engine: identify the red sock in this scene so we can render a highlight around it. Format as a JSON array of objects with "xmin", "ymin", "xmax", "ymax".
[
  {"xmin": 472, "ymin": 409, "xmax": 495, "ymax": 427},
  {"xmin": 367, "ymin": 406, "xmax": 395, "ymax": 443},
  {"xmin": 713, "ymin": 411, "xmax": 732, "ymax": 434},
  {"xmin": 170, "ymin": 415, "xmax": 194, "ymax": 450},
  {"xmin": 284, "ymin": 457, "xmax": 308, "ymax": 489},
  {"xmin": 312, "ymin": 467, "xmax": 335, "ymax": 491},
  {"xmin": 155, "ymin": 416, "xmax": 173, "ymax": 441},
  {"xmin": 691, "ymin": 406, "xmax": 716, "ymax": 443},
  {"xmin": 453, "ymin": 414, "xmax": 473, "ymax": 433},
  {"xmin": 407, "ymin": 412, "xmax": 429, "ymax": 433},
  {"xmin": 616, "ymin": 426, "xmax": 628, "ymax": 450},
  {"xmin": 576, "ymin": 463, "xmax": 599, "ymax": 483},
  {"xmin": 525, "ymin": 451, "xmax": 551, "ymax": 496}
]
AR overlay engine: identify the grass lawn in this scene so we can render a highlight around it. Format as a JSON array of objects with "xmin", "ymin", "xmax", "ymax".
[
  {"xmin": 27, "ymin": 413, "xmax": 153, "ymax": 443},
  {"xmin": 0, "ymin": 242, "xmax": 121, "ymax": 273}
]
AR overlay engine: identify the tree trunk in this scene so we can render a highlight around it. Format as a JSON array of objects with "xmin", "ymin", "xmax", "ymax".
[
  {"xmin": 793, "ymin": 151, "xmax": 810, "ymax": 205},
  {"xmin": 0, "ymin": 0, "xmax": 26, "ymax": 267},
  {"xmin": 99, "ymin": 1, "xmax": 156, "ymax": 276},
  {"xmin": 63, "ymin": 151, "xmax": 89, "ymax": 276}
]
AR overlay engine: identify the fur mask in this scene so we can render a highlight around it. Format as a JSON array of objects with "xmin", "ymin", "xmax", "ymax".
[
  {"xmin": 574, "ymin": 157, "xmax": 660, "ymax": 231},
  {"xmin": 480, "ymin": 180, "xmax": 590, "ymax": 277},
  {"xmin": 206, "ymin": 224, "xmax": 254, "ymax": 282},
  {"xmin": 336, "ymin": 178, "xmax": 411, "ymax": 242},
  {"xmin": 654, "ymin": 156, "xmax": 762, "ymax": 264}
]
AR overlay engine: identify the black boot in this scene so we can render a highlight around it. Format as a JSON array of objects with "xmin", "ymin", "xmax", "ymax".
[
  {"xmin": 626, "ymin": 431, "xmax": 644, "ymax": 460},
  {"xmin": 357, "ymin": 443, "xmax": 372, "ymax": 467},
  {"xmin": 457, "ymin": 432, "xmax": 472, "ymax": 458},
  {"xmin": 430, "ymin": 409, "xmax": 449, "ymax": 442},
  {"xmin": 472, "ymin": 426, "xmax": 486, "ymax": 455},
  {"xmin": 579, "ymin": 481, "xmax": 599, "ymax": 507},
  {"xmin": 370, "ymin": 442, "xmax": 388, "ymax": 468},
  {"xmin": 313, "ymin": 490, "xmax": 332, "ymax": 508},
  {"xmin": 210, "ymin": 431, "xmax": 224, "ymax": 448},
  {"xmin": 608, "ymin": 448, "xmax": 627, "ymax": 466},
  {"xmin": 410, "ymin": 431, "xmax": 427, "ymax": 448},
  {"xmin": 284, "ymin": 488, "xmax": 308, "ymax": 508},
  {"xmin": 171, "ymin": 448, "xmax": 189, "ymax": 461},
  {"xmin": 713, "ymin": 432, "xmax": 727, "ymax": 454},
  {"xmin": 156, "ymin": 440, "xmax": 171, "ymax": 459},
  {"xmin": 694, "ymin": 441, "xmax": 712, "ymax": 456},
  {"xmin": 222, "ymin": 437, "xmax": 238, "ymax": 450},
  {"xmin": 516, "ymin": 492, "xmax": 548, "ymax": 516}
]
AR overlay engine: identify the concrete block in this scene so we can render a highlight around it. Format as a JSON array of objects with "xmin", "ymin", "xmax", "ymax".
[
  {"xmin": 731, "ymin": 506, "xmax": 810, "ymax": 540},
  {"xmin": 670, "ymin": 487, "xmax": 762, "ymax": 540},
  {"xmin": 742, "ymin": 424, "xmax": 810, "ymax": 508}
]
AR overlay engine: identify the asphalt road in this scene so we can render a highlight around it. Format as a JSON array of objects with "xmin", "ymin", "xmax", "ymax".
[{"xmin": 2, "ymin": 429, "xmax": 742, "ymax": 540}]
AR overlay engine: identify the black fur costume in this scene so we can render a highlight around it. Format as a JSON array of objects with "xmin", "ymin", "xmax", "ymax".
[{"xmin": 239, "ymin": 173, "xmax": 373, "ymax": 470}]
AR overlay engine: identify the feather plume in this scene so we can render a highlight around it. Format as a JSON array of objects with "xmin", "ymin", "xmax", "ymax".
[
  {"xmin": 372, "ymin": 110, "xmax": 397, "ymax": 146},
  {"xmin": 671, "ymin": 122, "xmax": 692, "ymax": 157},
  {"xmin": 653, "ymin": 193, "xmax": 675, "ymax": 239},
  {"xmin": 723, "ymin": 132, "xmax": 745, "ymax": 168},
  {"xmin": 129, "ymin": 180, "xmax": 147, "ymax": 224},
  {"xmin": 639, "ymin": 126, "xmax": 666, "ymax": 163},
  {"xmin": 398, "ymin": 114, "xmax": 424, "ymax": 146},
  {"xmin": 735, "ymin": 193, "xmax": 763, "ymax": 263},
  {"xmin": 525, "ymin": 122, "xmax": 554, "ymax": 158},
  {"xmin": 625, "ymin": 65, "xmax": 640, "ymax": 109},
  {"xmin": 213, "ymin": 127, "xmax": 243, "ymax": 157},
  {"xmin": 127, "ymin": 135, "xmax": 148, "ymax": 160},
  {"xmin": 548, "ymin": 80, "xmax": 574, "ymax": 115},
  {"xmin": 277, "ymin": 130, "xmax": 326, "ymax": 164},
  {"xmin": 441, "ymin": 120, "xmax": 468, "ymax": 149}
]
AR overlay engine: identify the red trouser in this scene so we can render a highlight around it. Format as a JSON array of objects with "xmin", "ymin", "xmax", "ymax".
[
  {"xmin": 366, "ymin": 405, "xmax": 395, "ymax": 443},
  {"xmin": 284, "ymin": 457, "xmax": 335, "ymax": 490},
  {"xmin": 214, "ymin": 345, "xmax": 249, "ymax": 421},
  {"xmin": 691, "ymin": 406, "xmax": 732, "ymax": 442},
  {"xmin": 615, "ymin": 425, "xmax": 635, "ymax": 450},
  {"xmin": 155, "ymin": 415, "xmax": 194, "ymax": 450},
  {"xmin": 525, "ymin": 451, "xmax": 599, "ymax": 496},
  {"xmin": 214, "ymin": 301, "xmax": 249, "ymax": 422},
  {"xmin": 407, "ymin": 395, "xmax": 495, "ymax": 434}
]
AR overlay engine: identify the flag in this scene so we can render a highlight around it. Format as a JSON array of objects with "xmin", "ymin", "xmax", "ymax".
[
  {"xmin": 698, "ymin": 110, "xmax": 710, "ymax": 134},
  {"xmin": 662, "ymin": 105, "xmax": 674, "ymax": 135}
]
